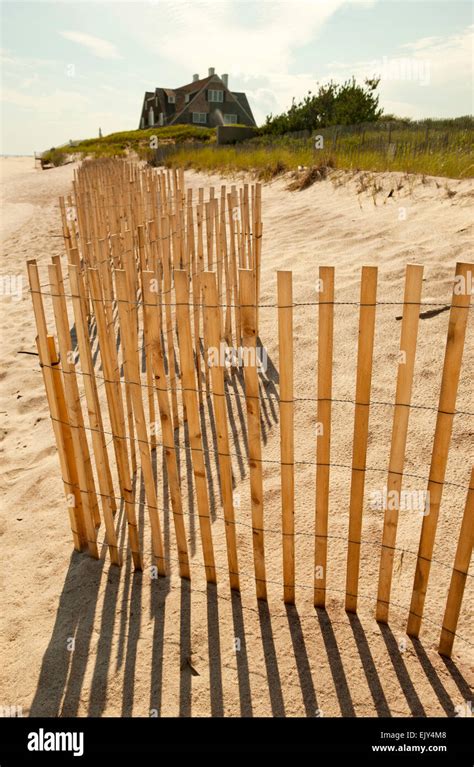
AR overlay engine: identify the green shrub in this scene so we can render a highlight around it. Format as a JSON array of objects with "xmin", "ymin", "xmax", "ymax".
[
  {"xmin": 41, "ymin": 148, "xmax": 67, "ymax": 166},
  {"xmin": 263, "ymin": 78, "xmax": 382, "ymax": 135}
]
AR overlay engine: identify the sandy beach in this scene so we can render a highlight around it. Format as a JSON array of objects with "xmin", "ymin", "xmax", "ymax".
[{"xmin": 1, "ymin": 156, "xmax": 472, "ymax": 718}]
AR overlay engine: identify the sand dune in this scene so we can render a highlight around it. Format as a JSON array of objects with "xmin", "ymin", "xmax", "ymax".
[{"xmin": 1, "ymin": 157, "xmax": 472, "ymax": 717}]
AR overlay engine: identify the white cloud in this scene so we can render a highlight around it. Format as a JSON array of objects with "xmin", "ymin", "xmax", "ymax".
[
  {"xmin": 114, "ymin": 0, "xmax": 349, "ymax": 76},
  {"xmin": 1, "ymin": 87, "xmax": 90, "ymax": 112},
  {"xmin": 60, "ymin": 30, "xmax": 121, "ymax": 59},
  {"xmin": 0, "ymin": 50, "xmax": 59, "ymax": 71},
  {"xmin": 401, "ymin": 24, "xmax": 474, "ymax": 86},
  {"xmin": 111, "ymin": 0, "xmax": 354, "ymax": 123},
  {"xmin": 312, "ymin": 24, "xmax": 474, "ymax": 118},
  {"xmin": 381, "ymin": 99, "xmax": 425, "ymax": 120},
  {"xmin": 400, "ymin": 36, "xmax": 439, "ymax": 52},
  {"xmin": 318, "ymin": 25, "xmax": 473, "ymax": 85},
  {"xmin": 244, "ymin": 72, "xmax": 318, "ymax": 124}
]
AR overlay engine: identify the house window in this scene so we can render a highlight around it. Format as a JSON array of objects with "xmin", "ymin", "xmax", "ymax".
[
  {"xmin": 224, "ymin": 114, "xmax": 238, "ymax": 125},
  {"xmin": 159, "ymin": 112, "xmax": 164, "ymax": 126},
  {"xmin": 168, "ymin": 94, "xmax": 175, "ymax": 104},
  {"xmin": 148, "ymin": 106, "xmax": 154, "ymax": 126},
  {"xmin": 192, "ymin": 112, "xmax": 207, "ymax": 124},
  {"xmin": 185, "ymin": 93, "xmax": 191, "ymax": 103},
  {"xmin": 208, "ymin": 89, "xmax": 224, "ymax": 103}
]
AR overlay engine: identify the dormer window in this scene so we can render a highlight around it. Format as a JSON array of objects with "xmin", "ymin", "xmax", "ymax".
[
  {"xmin": 168, "ymin": 94, "xmax": 175, "ymax": 104},
  {"xmin": 208, "ymin": 89, "xmax": 224, "ymax": 103}
]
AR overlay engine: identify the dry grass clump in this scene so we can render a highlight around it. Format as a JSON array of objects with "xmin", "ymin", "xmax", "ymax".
[
  {"xmin": 256, "ymin": 158, "xmax": 288, "ymax": 181},
  {"xmin": 287, "ymin": 159, "xmax": 335, "ymax": 190}
]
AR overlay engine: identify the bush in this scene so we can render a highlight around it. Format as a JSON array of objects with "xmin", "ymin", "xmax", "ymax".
[
  {"xmin": 263, "ymin": 77, "xmax": 382, "ymax": 135},
  {"xmin": 41, "ymin": 148, "xmax": 67, "ymax": 167}
]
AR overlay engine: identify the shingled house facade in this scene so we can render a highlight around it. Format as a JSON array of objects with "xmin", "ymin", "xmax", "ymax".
[{"xmin": 139, "ymin": 67, "xmax": 256, "ymax": 129}]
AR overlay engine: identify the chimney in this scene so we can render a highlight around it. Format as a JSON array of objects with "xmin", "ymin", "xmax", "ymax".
[
  {"xmin": 192, "ymin": 73, "xmax": 199, "ymax": 82},
  {"xmin": 221, "ymin": 73, "xmax": 228, "ymax": 88},
  {"xmin": 208, "ymin": 67, "xmax": 215, "ymax": 77}
]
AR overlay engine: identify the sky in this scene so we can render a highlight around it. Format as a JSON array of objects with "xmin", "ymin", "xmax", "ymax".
[{"xmin": 0, "ymin": 0, "xmax": 472, "ymax": 155}]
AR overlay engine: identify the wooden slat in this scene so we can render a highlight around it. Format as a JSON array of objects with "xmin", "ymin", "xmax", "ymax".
[
  {"xmin": 85, "ymin": 266, "xmax": 143, "ymax": 570},
  {"xmin": 407, "ymin": 261, "xmax": 472, "ymax": 637},
  {"xmin": 314, "ymin": 266, "xmax": 335, "ymax": 608},
  {"xmin": 205, "ymin": 201, "xmax": 214, "ymax": 270},
  {"xmin": 49, "ymin": 260, "xmax": 101, "ymax": 530},
  {"xmin": 215, "ymin": 196, "xmax": 224, "ymax": 334},
  {"xmin": 97, "ymin": 238, "xmax": 115, "ymax": 332},
  {"xmin": 46, "ymin": 335, "xmax": 85, "ymax": 551},
  {"xmin": 27, "ymin": 259, "xmax": 90, "ymax": 553},
  {"xmin": 188, "ymin": 200, "xmax": 203, "ymax": 408},
  {"xmin": 175, "ymin": 270, "xmax": 217, "ymax": 582},
  {"xmin": 243, "ymin": 184, "xmax": 251, "ymax": 268},
  {"xmin": 49, "ymin": 263, "xmax": 123, "ymax": 564},
  {"xmin": 240, "ymin": 268, "xmax": 267, "ymax": 600},
  {"xmin": 64, "ymin": 261, "xmax": 124, "ymax": 563},
  {"xmin": 345, "ymin": 266, "xmax": 378, "ymax": 613},
  {"xmin": 376, "ymin": 264, "xmax": 424, "ymax": 622},
  {"xmin": 136, "ymin": 241, "xmax": 157, "ymax": 449},
  {"xmin": 254, "ymin": 184, "xmax": 262, "ymax": 334},
  {"xmin": 227, "ymin": 191, "xmax": 241, "ymax": 348},
  {"xmin": 161, "ymin": 215, "xmax": 179, "ymax": 428},
  {"xmin": 220, "ymin": 186, "xmax": 232, "ymax": 345},
  {"xmin": 120, "ymin": 287, "xmax": 137, "ymax": 475},
  {"xmin": 142, "ymin": 272, "xmax": 191, "ymax": 579},
  {"xmin": 58, "ymin": 195, "xmax": 71, "ymax": 248},
  {"xmin": 201, "ymin": 271, "xmax": 240, "ymax": 591},
  {"xmin": 438, "ymin": 466, "xmax": 474, "ymax": 657},
  {"xmin": 115, "ymin": 269, "xmax": 167, "ymax": 574},
  {"xmin": 277, "ymin": 271, "xmax": 295, "ymax": 604},
  {"xmin": 196, "ymin": 200, "xmax": 206, "ymax": 398},
  {"xmin": 237, "ymin": 189, "xmax": 245, "ymax": 269}
]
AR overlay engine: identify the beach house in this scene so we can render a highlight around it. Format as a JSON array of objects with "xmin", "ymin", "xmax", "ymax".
[{"xmin": 138, "ymin": 68, "xmax": 256, "ymax": 129}]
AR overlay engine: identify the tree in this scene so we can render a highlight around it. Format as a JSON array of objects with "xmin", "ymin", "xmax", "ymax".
[{"xmin": 263, "ymin": 77, "xmax": 382, "ymax": 135}]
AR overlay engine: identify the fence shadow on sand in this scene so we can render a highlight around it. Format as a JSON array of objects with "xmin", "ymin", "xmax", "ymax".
[{"xmin": 29, "ymin": 545, "xmax": 471, "ymax": 717}]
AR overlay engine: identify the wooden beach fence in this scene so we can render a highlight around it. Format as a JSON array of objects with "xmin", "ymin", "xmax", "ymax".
[{"xmin": 28, "ymin": 159, "xmax": 472, "ymax": 659}]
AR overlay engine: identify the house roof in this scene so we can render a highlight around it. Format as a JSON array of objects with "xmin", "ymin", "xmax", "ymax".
[
  {"xmin": 226, "ymin": 92, "xmax": 255, "ymax": 125},
  {"xmin": 232, "ymin": 92, "xmax": 251, "ymax": 111},
  {"xmin": 176, "ymin": 75, "xmax": 214, "ymax": 95}
]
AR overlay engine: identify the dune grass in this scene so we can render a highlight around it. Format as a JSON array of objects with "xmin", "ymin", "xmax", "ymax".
[
  {"xmin": 164, "ymin": 144, "xmax": 473, "ymax": 180},
  {"xmin": 42, "ymin": 118, "xmax": 473, "ymax": 179},
  {"xmin": 163, "ymin": 145, "xmax": 316, "ymax": 179},
  {"xmin": 163, "ymin": 122, "xmax": 473, "ymax": 180},
  {"xmin": 41, "ymin": 125, "xmax": 215, "ymax": 165}
]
